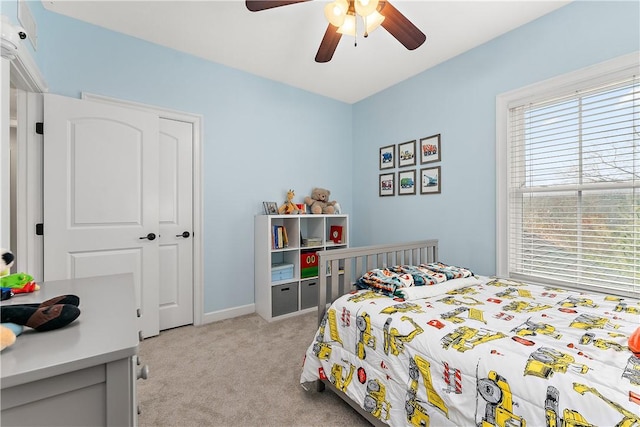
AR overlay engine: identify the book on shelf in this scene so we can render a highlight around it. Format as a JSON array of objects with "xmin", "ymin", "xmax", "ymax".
[
  {"xmin": 272, "ymin": 225, "xmax": 289, "ymax": 249},
  {"xmin": 329, "ymin": 225, "xmax": 343, "ymax": 244}
]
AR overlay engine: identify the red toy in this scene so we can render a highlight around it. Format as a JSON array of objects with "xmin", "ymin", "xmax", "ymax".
[{"xmin": 629, "ymin": 327, "xmax": 640, "ymax": 357}]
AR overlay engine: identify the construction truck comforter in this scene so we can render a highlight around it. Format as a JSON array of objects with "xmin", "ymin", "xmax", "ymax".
[{"xmin": 300, "ymin": 274, "xmax": 640, "ymax": 427}]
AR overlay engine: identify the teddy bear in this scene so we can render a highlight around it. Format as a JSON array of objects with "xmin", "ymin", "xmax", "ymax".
[{"xmin": 304, "ymin": 187, "xmax": 337, "ymax": 214}]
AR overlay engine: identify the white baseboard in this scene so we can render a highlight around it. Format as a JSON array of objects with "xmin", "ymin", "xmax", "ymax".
[{"xmin": 201, "ymin": 303, "xmax": 255, "ymax": 324}]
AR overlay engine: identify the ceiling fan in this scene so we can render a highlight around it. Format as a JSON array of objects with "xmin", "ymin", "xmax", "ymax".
[{"xmin": 246, "ymin": 0, "xmax": 426, "ymax": 63}]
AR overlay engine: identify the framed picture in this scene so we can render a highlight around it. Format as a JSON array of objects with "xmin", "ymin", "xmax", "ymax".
[
  {"xmin": 398, "ymin": 140, "xmax": 416, "ymax": 168},
  {"xmin": 420, "ymin": 166, "xmax": 441, "ymax": 194},
  {"xmin": 398, "ymin": 170, "xmax": 416, "ymax": 195},
  {"xmin": 379, "ymin": 173, "xmax": 394, "ymax": 197},
  {"xmin": 379, "ymin": 144, "xmax": 395, "ymax": 170},
  {"xmin": 263, "ymin": 201, "xmax": 278, "ymax": 215},
  {"xmin": 420, "ymin": 134, "xmax": 441, "ymax": 164}
]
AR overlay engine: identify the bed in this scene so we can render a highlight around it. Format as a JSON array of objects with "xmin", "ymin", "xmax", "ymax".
[{"xmin": 300, "ymin": 240, "xmax": 640, "ymax": 427}]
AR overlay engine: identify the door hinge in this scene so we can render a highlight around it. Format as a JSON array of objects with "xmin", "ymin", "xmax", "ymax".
[
  {"xmin": 35, "ymin": 223, "xmax": 44, "ymax": 236},
  {"xmin": 35, "ymin": 122, "xmax": 44, "ymax": 135}
]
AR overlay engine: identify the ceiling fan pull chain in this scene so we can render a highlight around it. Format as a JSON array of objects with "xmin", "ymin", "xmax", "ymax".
[
  {"xmin": 364, "ymin": 15, "xmax": 369, "ymax": 38},
  {"xmin": 354, "ymin": 13, "xmax": 358, "ymax": 47}
]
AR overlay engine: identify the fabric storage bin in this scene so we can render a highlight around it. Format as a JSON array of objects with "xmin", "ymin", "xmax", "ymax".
[
  {"xmin": 271, "ymin": 282, "xmax": 298, "ymax": 316},
  {"xmin": 301, "ymin": 279, "xmax": 336, "ymax": 309},
  {"xmin": 271, "ymin": 263, "xmax": 294, "ymax": 282},
  {"xmin": 300, "ymin": 251, "xmax": 318, "ymax": 279},
  {"xmin": 300, "ymin": 279, "xmax": 318, "ymax": 309}
]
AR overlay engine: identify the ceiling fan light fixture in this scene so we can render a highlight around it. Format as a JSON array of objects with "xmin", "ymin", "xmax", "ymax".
[
  {"xmin": 336, "ymin": 14, "xmax": 356, "ymax": 36},
  {"xmin": 354, "ymin": 0, "xmax": 379, "ymax": 17},
  {"xmin": 324, "ymin": 0, "xmax": 348, "ymax": 27},
  {"xmin": 363, "ymin": 11, "xmax": 385, "ymax": 35},
  {"xmin": 337, "ymin": 11, "xmax": 384, "ymax": 37}
]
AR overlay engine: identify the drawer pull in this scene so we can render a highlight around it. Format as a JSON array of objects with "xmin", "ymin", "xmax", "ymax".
[
  {"xmin": 137, "ymin": 364, "xmax": 149, "ymax": 380},
  {"xmin": 138, "ymin": 331, "xmax": 144, "ymax": 341},
  {"xmin": 281, "ymin": 287, "xmax": 289, "ymax": 291}
]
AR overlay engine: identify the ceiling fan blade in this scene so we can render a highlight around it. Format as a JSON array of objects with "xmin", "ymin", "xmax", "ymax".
[
  {"xmin": 315, "ymin": 24, "xmax": 342, "ymax": 63},
  {"xmin": 246, "ymin": 1, "xmax": 310, "ymax": 12},
  {"xmin": 379, "ymin": 1, "xmax": 426, "ymax": 50}
]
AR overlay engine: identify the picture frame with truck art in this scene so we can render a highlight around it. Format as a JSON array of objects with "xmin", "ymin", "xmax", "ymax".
[
  {"xmin": 379, "ymin": 173, "xmax": 395, "ymax": 197},
  {"xmin": 379, "ymin": 144, "xmax": 395, "ymax": 170},
  {"xmin": 398, "ymin": 140, "xmax": 416, "ymax": 168},
  {"xmin": 420, "ymin": 134, "xmax": 441, "ymax": 164},
  {"xmin": 398, "ymin": 170, "xmax": 416, "ymax": 195},
  {"xmin": 420, "ymin": 166, "xmax": 441, "ymax": 194}
]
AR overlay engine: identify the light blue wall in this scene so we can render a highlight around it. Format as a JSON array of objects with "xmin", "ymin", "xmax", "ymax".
[
  {"xmin": 352, "ymin": 0, "xmax": 640, "ymax": 276},
  {"xmin": 14, "ymin": 1, "xmax": 353, "ymax": 314}
]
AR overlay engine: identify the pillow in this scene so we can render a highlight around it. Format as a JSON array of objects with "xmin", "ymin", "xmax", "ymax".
[
  {"xmin": 418, "ymin": 262, "xmax": 474, "ymax": 280},
  {"xmin": 396, "ymin": 276, "xmax": 482, "ymax": 300},
  {"xmin": 354, "ymin": 262, "xmax": 476, "ymax": 297},
  {"xmin": 388, "ymin": 265, "xmax": 445, "ymax": 286},
  {"xmin": 355, "ymin": 268, "xmax": 412, "ymax": 295}
]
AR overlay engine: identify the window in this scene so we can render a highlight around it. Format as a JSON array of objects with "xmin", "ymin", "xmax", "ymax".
[{"xmin": 497, "ymin": 54, "xmax": 639, "ymax": 297}]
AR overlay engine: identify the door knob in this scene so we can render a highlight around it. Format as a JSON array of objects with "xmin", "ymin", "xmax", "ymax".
[
  {"xmin": 139, "ymin": 233, "xmax": 156, "ymax": 241},
  {"xmin": 176, "ymin": 231, "xmax": 190, "ymax": 238}
]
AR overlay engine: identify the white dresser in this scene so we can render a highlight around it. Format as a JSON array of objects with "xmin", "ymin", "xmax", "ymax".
[{"xmin": 1, "ymin": 273, "xmax": 143, "ymax": 426}]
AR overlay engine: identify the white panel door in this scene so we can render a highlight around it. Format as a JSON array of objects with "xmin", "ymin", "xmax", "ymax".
[
  {"xmin": 43, "ymin": 93, "xmax": 160, "ymax": 338},
  {"xmin": 158, "ymin": 118, "xmax": 193, "ymax": 330}
]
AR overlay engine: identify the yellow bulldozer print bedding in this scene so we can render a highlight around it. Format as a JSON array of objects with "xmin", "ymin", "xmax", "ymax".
[{"xmin": 300, "ymin": 275, "xmax": 640, "ymax": 426}]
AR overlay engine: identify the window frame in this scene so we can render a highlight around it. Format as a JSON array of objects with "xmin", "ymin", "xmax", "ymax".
[{"xmin": 496, "ymin": 52, "xmax": 639, "ymax": 296}]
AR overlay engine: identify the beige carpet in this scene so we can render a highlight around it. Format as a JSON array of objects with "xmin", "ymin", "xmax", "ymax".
[{"xmin": 137, "ymin": 311, "xmax": 370, "ymax": 427}]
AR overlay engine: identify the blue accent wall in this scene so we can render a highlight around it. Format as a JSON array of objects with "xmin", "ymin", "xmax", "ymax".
[
  {"xmin": 352, "ymin": 0, "xmax": 640, "ymax": 275},
  {"xmin": 5, "ymin": 1, "xmax": 638, "ymax": 314}
]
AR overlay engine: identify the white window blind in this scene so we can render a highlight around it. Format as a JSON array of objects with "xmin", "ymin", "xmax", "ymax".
[{"xmin": 508, "ymin": 74, "xmax": 639, "ymax": 296}]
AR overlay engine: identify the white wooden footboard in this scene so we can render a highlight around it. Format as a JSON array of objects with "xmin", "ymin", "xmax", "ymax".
[{"xmin": 316, "ymin": 239, "xmax": 438, "ymax": 324}]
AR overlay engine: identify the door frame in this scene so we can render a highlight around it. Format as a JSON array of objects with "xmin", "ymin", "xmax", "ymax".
[
  {"xmin": 81, "ymin": 92, "xmax": 204, "ymax": 328},
  {"xmin": 3, "ymin": 33, "xmax": 47, "ymax": 279}
]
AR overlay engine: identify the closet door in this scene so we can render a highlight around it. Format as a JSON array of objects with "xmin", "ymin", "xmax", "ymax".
[
  {"xmin": 158, "ymin": 118, "xmax": 193, "ymax": 330},
  {"xmin": 43, "ymin": 93, "xmax": 160, "ymax": 338}
]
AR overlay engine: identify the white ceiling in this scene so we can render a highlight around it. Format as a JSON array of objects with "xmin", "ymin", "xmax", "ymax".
[{"xmin": 42, "ymin": 0, "xmax": 571, "ymax": 103}]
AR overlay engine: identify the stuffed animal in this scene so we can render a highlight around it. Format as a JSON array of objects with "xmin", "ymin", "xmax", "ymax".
[
  {"xmin": 0, "ymin": 325, "xmax": 16, "ymax": 351},
  {"xmin": 1, "ymin": 294, "xmax": 81, "ymax": 333},
  {"xmin": 1, "ymin": 248, "xmax": 14, "ymax": 277},
  {"xmin": 0, "ymin": 248, "xmax": 81, "ymax": 349},
  {"xmin": 278, "ymin": 189, "xmax": 299, "ymax": 215},
  {"xmin": 304, "ymin": 187, "xmax": 337, "ymax": 214},
  {"xmin": 1, "ymin": 245, "xmax": 41, "ymax": 298},
  {"xmin": 1, "ymin": 296, "xmax": 81, "ymax": 351}
]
